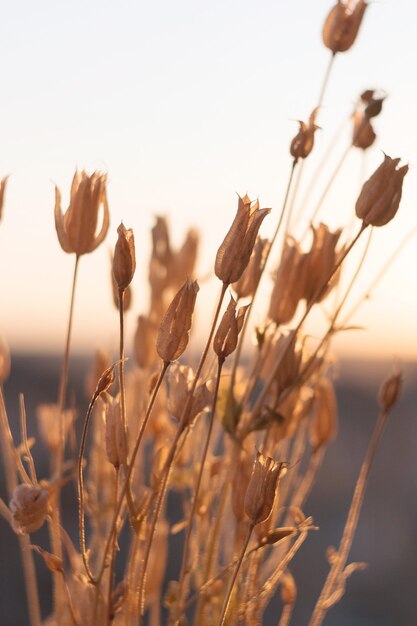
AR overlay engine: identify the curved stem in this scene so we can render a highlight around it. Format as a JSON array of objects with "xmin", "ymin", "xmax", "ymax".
[
  {"xmin": 177, "ymin": 357, "xmax": 224, "ymax": 613},
  {"xmin": 217, "ymin": 523, "xmax": 254, "ymax": 626}
]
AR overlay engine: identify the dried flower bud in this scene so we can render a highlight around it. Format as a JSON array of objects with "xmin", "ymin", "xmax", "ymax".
[
  {"xmin": 379, "ymin": 371, "xmax": 402, "ymax": 412},
  {"xmin": 290, "ymin": 109, "xmax": 319, "ymax": 161},
  {"xmin": 355, "ymin": 154, "xmax": 408, "ymax": 227},
  {"xmin": 310, "ymin": 378, "xmax": 338, "ymax": 452},
  {"xmin": 54, "ymin": 170, "xmax": 109, "ymax": 256},
  {"xmin": 280, "ymin": 570, "xmax": 297, "ymax": 605},
  {"xmin": 0, "ymin": 176, "xmax": 8, "ymax": 221},
  {"xmin": 360, "ymin": 89, "xmax": 385, "ymax": 119},
  {"xmin": 213, "ymin": 296, "xmax": 249, "ymax": 360},
  {"xmin": 85, "ymin": 349, "xmax": 111, "ymax": 399},
  {"xmin": 134, "ymin": 315, "xmax": 158, "ymax": 369},
  {"xmin": 268, "ymin": 237, "xmax": 306, "ymax": 326},
  {"xmin": 156, "ymin": 279, "xmax": 199, "ymax": 362},
  {"xmin": 303, "ymin": 223, "xmax": 342, "ymax": 305},
  {"xmin": 215, "ymin": 194, "xmax": 270, "ymax": 285},
  {"xmin": 111, "ymin": 255, "xmax": 132, "ymax": 311},
  {"xmin": 233, "ymin": 237, "xmax": 269, "ymax": 299},
  {"xmin": 353, "ymin": 113, "xmax": 376, "ymax": 150},
  {"xmin": 9, "ymin": 484, "xmax": 49, "ymax": 534},
  {"xmin": 244, "ymin": 451, "xmax": 286, "ymax": 525},
  {"xmin": 95, "ymin": 364, "xmax": 116, "ymax": 396},
  {"xmin": 113, "ymin": 222, "xmax": 136, "ymax": 292},
  {"xmin": 0, "ymin": 336, "xmax": 11, "ymax": 382},
  {"xmin": 104, "ymin": 394, "xmax": 127, "ymax": 468},
  {"xmin": 322, "ymin": 1, "xmax": 367, "ymax": 54}
]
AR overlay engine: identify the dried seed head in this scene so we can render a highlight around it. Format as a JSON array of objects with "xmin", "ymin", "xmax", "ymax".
[
  {"xmin": 0, "ymin": 176, "xmax": 8, "ymax": 221},
  {"xmin": 303, "ymin": 223, "xmax": 342, "ymax": 305},
  {"xmin": 322, "ymin": 1, "xmax": 367, "ymax": 54},
  {"xmin": 156, "ymin": 279, "xmax": 199, "ymax": 362},
  {"xmin": 54, "ymin": 170, "xmax": 109, "ymax": 256},
  {"xmin": 215, "ymin": 194, "xmax": 270, "ymax": 285},
  {"xmin": 213, "ymin": 296, "xmax": 249, "ymax": 360},
  {"xmin": 113, "ymin": 222, "xmax": 136, "ymax": 292},
  {"xmin": 290, "ymin": 109, "xmax": 319, "ymax": 161},
  {"xmin": 268, "ymin": 237, "xmax": 306, "ymax": 326},
  {"xmin": 231, "ymin": 449, "xmax": 253, "ymax": 521},
  {"xmin": 111, "ymin": 254, "xmax": 132, "ymax": 311},
  {"xmin": 355, "ymin": 154, "xmax": 408, "ymax": 227},
  {"xmin": 0, "ymin": 336, "xmax": 11, "ymax": 382},
  {"xmin": 167, "ymin": 364, "xmax": 212, "ymax": 427},
  {"xmin": 134, "ymin": 315, "xmax": 158, "ymax": 369},
  {"xmin": 360, "ymin": 89, "xmax": 386, "ymax": 119},
  {"xmin": 104, "ymin": 394, "xmax": 127, "ymax": 468},
  {"xmin": 310, "ymin": 378, "xmax": 338, "ymax": 452},
  {"xmin": 9, "ymin": 483, "xmax": 49, "ymax": 534},
  {"xmin": 233, "ymin": 237, "xmax": 269, "ymax": 299},
  {"xmin": 353, "ymin": 113, "xmax": 376, "ymax": 150},
  {"xmin": 244, "ymin": 451, "xmax": 286, "ymax": 525},
  {"xmin": 379, "ymin": 371, "xmax": 402, "ymax": 412},
  {"xmin": 95, "ymin": 363, "xmax": 116, "ymax": 396},
  {"xmin": 280, "ymin": 570, "xmax": 297, "ymax": 605}
]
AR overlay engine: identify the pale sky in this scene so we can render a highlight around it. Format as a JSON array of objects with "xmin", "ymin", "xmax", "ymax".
[{"xmin": 0, "ymin": 0, "xmax": 416, "ymax": 360}]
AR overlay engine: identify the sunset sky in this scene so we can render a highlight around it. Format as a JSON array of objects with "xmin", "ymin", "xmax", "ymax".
[{"xmin": 0, "ymin": 0, "xmax": 416, "ymax": 359}]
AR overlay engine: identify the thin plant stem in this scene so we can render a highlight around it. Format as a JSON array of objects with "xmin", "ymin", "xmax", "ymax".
[
  {"xmin": 317, "ymin": 52, "xmax": 336, "ymax": 111},
  {"xmin": 309, "ymin": 407, "xmax": 390, "ymax": 626},
  {"xmin": 177, "ymin": 357, "xmax": 225, "ymax": 613},
  {"xmin": 217, "ymin": 523, "xmax": 254, "ymax": 626},
  {"xmin": 106, "ymin": 467, "xmax": 120, "ymax": 626},
  {"xmin": 19, "ymin": 394, "xmax": 38, "ymax": 485},
  {"xmin": 278, "ymin": 603, "xmax": 294, "ymax": 626}
]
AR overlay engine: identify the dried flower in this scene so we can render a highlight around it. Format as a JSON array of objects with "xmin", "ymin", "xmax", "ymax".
[
  {"xmin": 0, "ymin": 176, "xmax": 8, "ymax": 221},
  {"xmin": 290, "ymin": 109, "xmax": 319, "ymax": 161},
  {"xmin": 215, "ymin": 194, "xmax": 270, "ymax": 285},
  {"xmin": 310, "ymin": 378, "xmax": 338, "ymax": 452},
  {"xmin": 244, "ymin": 451, "xmax": 286, "ymax": 525},
  {"xmin": 54, "ymin": 170, "xmax": 109, "ymax": 256},
  {"xmin": 134, "ymin": 315, "xmax": 158, "ymax": 369},
  {"xmin": 353, "ymin": 113, "xmax": 376, "ymax": 150},
  {"xmin": 113, "ymin": 222, "xmax": 136, "ymax": 292},
  {"xmin": 303, "ymin": 223, "xmax": 342, "ymax": 305},
  {"xmin": 213, "ymin": 296, "xmax": 249, "ymax": 360},
  {"xmin": 268, "ymin": 237, "xmax": 306, "ymax": 326},
  {"xmin": 322, "ymin": 0, "xmax": 367, "ymax": 54},
  {"xmin": 36, "ymin": 404, "xmax": 74, "ymax": 450},
  {"xmin": 355, "ymin": 154, "xmax": 408, "ymax": 227},
  {"xmin": 379, "ymin": 371, "xmax": 402, "ymax": 412},
  {"xmin": 167, "ymin": 364, "xmax": 212, "ymax": 427},
  {"xmin": 104, "ymin": 394, "xmax": 127, "ymax": 468},
  {"xmin": 9, "ymin": 483, "xmax": 49, "ymax": 534},
  {"xmin": 156, "ymin": 279, "xmax": 199, "ymax": 362},
  {"xmin": 233, "ymin": 237, "xmax": 269, "ymax": 299}
]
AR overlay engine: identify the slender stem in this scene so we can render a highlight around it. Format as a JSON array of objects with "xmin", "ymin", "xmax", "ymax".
[
  {"xmin": 118, "ymin": 289, "xmax": 128, "ymax": 458},
  {"xmin": 217, "ymin": 523, "xmax": 254, "ymax": 626},
  {"xmin": 309, "ymin": 408, "xmax": 390, "ymax": 626},
  {"xmin": 278, "ymin": 603, "xmax": 294, "ymax": 626},
  {"xmin": 317, "ymin": 52, "xmax": 336, "ymax": 111},
  {"xmin": 106, "ymin": 467, "xmax": 120, "ymax": 626},
  {"xmin": 177, "ymin": 357, "xmax": 224, "ymax": 613}
]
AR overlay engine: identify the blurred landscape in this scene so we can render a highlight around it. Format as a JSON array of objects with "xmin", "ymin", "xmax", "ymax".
[{"xmin": 0, "ymin": 353, "xmax": 416, "ymax": 626}]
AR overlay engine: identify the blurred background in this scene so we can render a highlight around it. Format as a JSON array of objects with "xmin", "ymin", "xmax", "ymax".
[{"xmin": 0, "ymin": 0, "xmax": 416, "ymax": 624}]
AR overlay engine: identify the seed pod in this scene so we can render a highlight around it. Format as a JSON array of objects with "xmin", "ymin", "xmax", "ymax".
[
  {"xmin": 233, "ymin": 237, "xmax": 269, "ymax": 299},
  {"xmin": 54, "ymin": 170, "xmax": 109, "ymax": 256},
  {"xmin": 0, "ymin": 336, "xmax": 11, "ymax": 382},
  {"xmin": 213, "ymin": 296, "xmax": 249, "ymax": 360},
  {"xmin": 156, "ymin": 279, "xmax": 199, "ymax": 362},
  {"xmin": 322, "ymin": 1, "xmax": 367, "ymax": 54},
  {"xmin": 268, "ymin": 237, "xmax": 306, "ymax": 326},
  {"xmin": 0, "ymin": 176, "xmax": 8, "ymax": 221},
  {"xmin": 172, "ymin": 228, "xmax": 199, "ymax": 288},
  {"xmin": 104, "ymin": 394, "xmax": 127, "ymax": 468},
  {"xmin": 379, "ymin": 371, "xmax": 402, "ymax": 412},
  {"xmin": 244, "ymin": 451, "xmax": 286, "ymax": 525},
  {"xmin": 9, "ymin": 483, "xmax": 49, "ymax": 534},
  {"xmin": 303, "ymin": 223, "xmax": 342, "ymax": 305},
  {"xmin": 215, "ymin": 194, "xmax": 270, "ymax": 285},
  {"xmin": 113, "ymin": 222, "xmax": 136, "ymax": 292},
  {"xmin": 167, "ymin": 363, "xmax": 212, "ymax": 427},
  {"xmin": 231, "ymin": 449, "xmax": 253, "ymax": 522},
  {"xmin": 133, "ymin": 315, "xmax": 158, "ymax": 369},
  {"xmin": 290, "ymin": 109, "xmax": 319, "ymax": 161},
  {"xmin": 310, "ymin": 378, "xmax": 338, "ymax": 452},
  {"xmin": 355, "ymin": 154, "xmax": 408, "ymax": 227},
  {"xmin": 352, "ymin": 113, "xmax": 376, "ymax": 150}
]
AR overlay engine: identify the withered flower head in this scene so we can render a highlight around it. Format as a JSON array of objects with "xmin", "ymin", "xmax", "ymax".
[
  {"xmin": 355, "ymin": 154, "xmax": 408, "ymax": 227},
  {"xmin": 233, "ymin": 236, "xmax": 269, "ymax": 299},
  {"xmin": 156, "ymin": 279, "xmax": 199, "ymax": 362},
  {"xmin": 310, "ymin": 378, "xmax": 338, "ymax": 452},
  {"xmin": 352, "ymin": 113, "xmax": 376, "ymax": 150},
  {"xmin": 54, "ymin": 169, "xmax": 109, "ymax": 256},
  {"xmin": 111, "ymin": 255, "xmax": 132, "ymax": 312},
  {"xmin": 0, "ymin": 176, "xmax": 8, "ymax": 222},
  {"xmin": 290, "ymin": 109, "xmax": 319, "ymax": 161},
  {"xmin": 104, "ymin": 394, "xmax": 127, "ymax": 468},
  {"xmin": 9, "ymin": 483, "xmax": 49, "ymax": 534},
  {"xmin": 167, "ymin": 364, "xmax": 212, "ymax": 427},
  {"xmin": 215, "ymin": 194, "xmax": 270, "ymax": 285},
  {"xmin": 268, "ymin": 237, "xmax": 306, "ymax": 326},
  {"xmin": 213, "ymin": 295, "xmax": 249, "ymax": 360},
  {"xmin": 322, "ymin": 0, "xmax": 367, "ymax": 54},
  {"xmin": 244, "ymin": 451, "xmax": 286, "ymax": 525},
  {"xmin": 378, "ymin": 371, "xmax": 402, "ymax": 412},
  {"xmin": 113, "ymin": 222, "xmax": 136, "ymax": 292},
  {"xmin": 360, "ymin": 89, "xmax": 386, "ymax": 119},
  {"xmin": 303, "ymin": 223, "xmax": 342, "ymax": 305}
]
